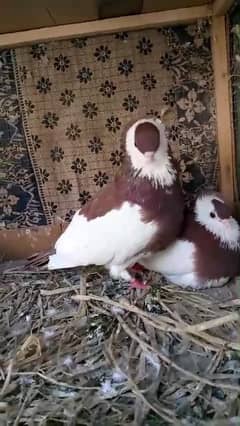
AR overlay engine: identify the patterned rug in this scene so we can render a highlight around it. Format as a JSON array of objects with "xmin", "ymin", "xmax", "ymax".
[
  {"xmin": 230, "ymin": 6, "xmax": 240, "ymax": 199},
  {"xmin": 12, "ymin": 21, "xmax": 218, "ymax": 224},
  {"xmin": 0, "ymin": 49, "xmax": 46, "ymax": 228}
]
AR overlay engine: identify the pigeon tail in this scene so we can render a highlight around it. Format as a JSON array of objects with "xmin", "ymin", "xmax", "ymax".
[{"xmin": 48, "ymin": 253, "xmax": 79, "ymax": 270}]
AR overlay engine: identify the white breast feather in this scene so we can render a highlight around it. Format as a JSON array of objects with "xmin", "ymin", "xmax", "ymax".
[
  {"xmin": 48, "ymin": 201, "xmax": 158, "ymax": 270},
  {"xmin": 141, "ymin": 240, "xmax": 195, "ymax": 275},
  {"xmin": 141, "ymin": 240, "xmax": 202, "ymax": 289}
]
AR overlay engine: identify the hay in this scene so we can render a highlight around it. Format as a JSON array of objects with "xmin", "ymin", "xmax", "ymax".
[{"xmin": 0, "ymin": 268, "xmax": 240, "ymax": 425}]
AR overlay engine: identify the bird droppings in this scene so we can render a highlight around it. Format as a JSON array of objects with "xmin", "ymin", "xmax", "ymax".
[
  {"xmin": 45, "ymin": 307, "xmax": 57, "ymax": 317},
  {"xmin": 112, "ymin": 369, "xmax": 127, "ymax": 383},
  {"xmin": 0, "ymin": 266, "xmax": 239, "ymax": 424},
  {"xmin": 42, "ymin": 327, "xmax": 56, "ymax": 340},
  {"xmin": 19, "ymin": 376, "xmax": 34, "ymax": 386},
  {"xmin": 111, "ymin": 305, "xmax": 125, "ymax": 315},
  {"xmin": 62, "ymin": 355, "xmax": 74, "ymax": 367},
  {"xmin": 25, "ymin": 314, "xmax": 31, "ymax": 323},
  {"xmin": 144, "ymin": 352, "xmax": 161, "ymax": 373},
  {"xmin": 100, "ymin": 379, "xmax": 117, "ymax": 398}
]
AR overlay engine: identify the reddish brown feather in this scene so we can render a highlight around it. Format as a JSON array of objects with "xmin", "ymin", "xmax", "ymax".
[{"xmin": 182, "ymin": 213, "xmax": 240, "ymax": 280}]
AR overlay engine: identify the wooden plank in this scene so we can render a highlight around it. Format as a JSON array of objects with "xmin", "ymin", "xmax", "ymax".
[
  {"xmin": 142, "ymin": 0, "xmax": 210, "ymax": 13},
  {"xmin": 0, "ymin": 0, "xmax": 210, "ymax": 34},
  {"xmin": 0, "ymin": 5, "xmax": 212, "ymax": 48},
  {"xmin": 97, "ymin": 0, "xmax": 143, "ymax": 19},
  {"xmin": 0, "ymin": 1, "xmax": 54, "ymax": 34},
  {"xmin": 47, "ymin": 0, "xmax": 98, "ymax": 25},
  {"xmin": 0, "ymin": 220, "xmax": 65, "ymax": 262},
  {"xmin": 212, "ymin": 0, "xmax": 234, "ymax": 15},
  {"xmin": 211, "ymin": 16, "xmax": 235, "ymax": 204}
]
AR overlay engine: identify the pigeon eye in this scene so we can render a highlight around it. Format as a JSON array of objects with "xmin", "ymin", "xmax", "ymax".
[{"xmin": 210, "ymin": 212, "xmax": 216, "ymax": 218}]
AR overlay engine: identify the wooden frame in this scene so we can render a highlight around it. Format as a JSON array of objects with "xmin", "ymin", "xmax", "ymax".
[
  {"xmin": 0, "ymin": 5, "xmax": 211, "ymax": 48},
  {"xmin": 213, "ymin": 0, "xmax": 234, "ymax": 15},
  {"xmin": 211, "ymin": 15, "xmax": 235, "ymax": 204}
]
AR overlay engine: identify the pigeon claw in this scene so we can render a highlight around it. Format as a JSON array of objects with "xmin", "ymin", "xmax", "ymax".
[{"xmin": 130, "ymin": 278, "xmax": 149, "ymax": 290}]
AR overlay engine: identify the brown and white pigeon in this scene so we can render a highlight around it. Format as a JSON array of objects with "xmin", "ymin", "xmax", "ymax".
[
  {"xmin": 48, "ymin": 117, "xmax": 184, "ymax": 287},
  {"xmin": 139, "ymin": 191, "xmax": 240, "ymax": 289}
]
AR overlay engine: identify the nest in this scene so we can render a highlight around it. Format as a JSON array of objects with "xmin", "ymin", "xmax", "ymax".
[{"xmin": 0, "ymin": 268, "xmax": 240, "ymax": 425}]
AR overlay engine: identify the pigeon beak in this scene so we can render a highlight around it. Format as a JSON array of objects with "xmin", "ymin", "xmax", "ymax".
[
  {"xmin": 222, "ymin": 218, "xmax": 231, "ymax": 228},
  {"xmin": 144, "ymin": 152, "xmax": 155, "ymax": 162}
]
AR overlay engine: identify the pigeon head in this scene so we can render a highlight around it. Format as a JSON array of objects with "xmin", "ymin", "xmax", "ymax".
[
  {"xmin": 125, "ymin": 117, "xmax": 176, "ymax": 187},
  {"xmin": 195, "ymin": 192, "xmax": 240, "ymax": 250}
]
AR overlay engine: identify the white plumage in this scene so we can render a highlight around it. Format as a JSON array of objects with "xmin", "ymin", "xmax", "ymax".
[
  {"xmin": 140, "ymin": 239, "xmax": 202, "ymax": 288},
  {"xmin": 48, "ymin": 202, "xmax": 158, "ymax": 280},
  {"xmin": 142, "ymin": 240, "xmax": 195, "ymax": 276}
]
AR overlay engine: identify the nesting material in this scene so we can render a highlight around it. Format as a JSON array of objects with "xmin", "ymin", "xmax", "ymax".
[{"xmin": 0, "ymin": 267, "xmax": 239, "ymax": 424}]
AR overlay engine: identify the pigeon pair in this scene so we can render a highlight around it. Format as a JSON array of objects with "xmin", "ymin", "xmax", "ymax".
[{"xmin": 48, "ymin": 117, "xmax": 240, "ymax": 290}]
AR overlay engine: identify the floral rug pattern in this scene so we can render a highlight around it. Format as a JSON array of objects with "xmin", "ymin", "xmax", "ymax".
[
  {"xmin": 0, "ymin": 21, "xmax": 218, "ymax": 226},
  {"xmin": 160, "ymin": 23, "xmax": 218, "ymax": 200},
  {"xmin": 13, "ymin": 29, "xmax": 174, "ymax": 222},
  {"xmin": 0, "ymin": 50, "xmax": 46, "ymax": 228}
]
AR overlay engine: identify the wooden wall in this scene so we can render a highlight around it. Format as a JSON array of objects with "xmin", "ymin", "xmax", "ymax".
[{"xmin": 0, "ymin": 0, "xmax": 210, "ymax": 34}]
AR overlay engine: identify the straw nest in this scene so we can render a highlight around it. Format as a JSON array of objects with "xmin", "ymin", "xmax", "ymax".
[{"xmin": 0, "ymin": 267, "xmax": 240, "ymax": 425}]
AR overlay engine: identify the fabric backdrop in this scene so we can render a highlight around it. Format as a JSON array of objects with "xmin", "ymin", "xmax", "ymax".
[
  {"xmin": 11, "ymin": 21, "xmax": 218, "ymax": 224},
  {"xmin": 0, "ymin": 49, "xmax": 46, "ymax": 228}
]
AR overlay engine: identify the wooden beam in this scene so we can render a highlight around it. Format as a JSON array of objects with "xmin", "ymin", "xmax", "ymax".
[
  {"xmin": 143, "ymin": 0, "xmax": 212, "ymax": 13},
  {"xmin": 0, "ymin": 5, "xmax": 212, "ymax": 48},
  {"xmin": 211, "ymin": 16, "xmax": 235, "ymax": 204},
  {"xmin": 97, "ymin": 0, "xmax": 143, "ymax": 19},
  {"xmin": 213, "ymin": 0, "xmax": 234, "ymax": 15}
]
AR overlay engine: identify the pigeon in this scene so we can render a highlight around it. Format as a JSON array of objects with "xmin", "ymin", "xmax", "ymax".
[
  {"xmin": 47, "ymin": 116, "xmax": 184, "ymax": 288},
  {"xmin": 139, "ymin": 191, "xmax": 240, "ymax": 289}
]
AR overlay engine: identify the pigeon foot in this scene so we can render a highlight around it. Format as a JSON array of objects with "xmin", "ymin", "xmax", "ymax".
[{"xmin": 130, "ymin": 278, "xmax": 150, "ymax": 289}]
